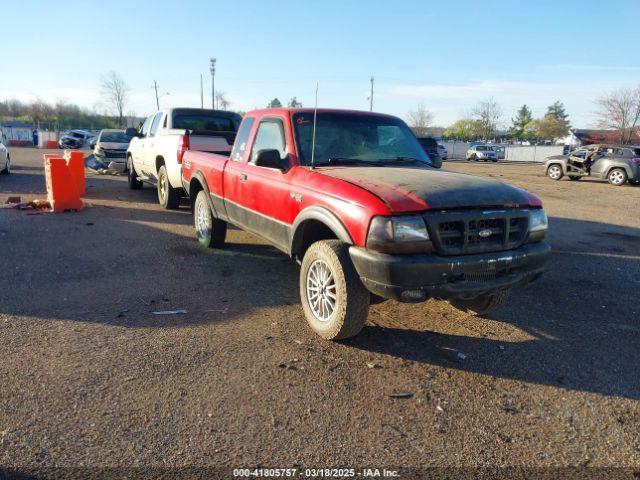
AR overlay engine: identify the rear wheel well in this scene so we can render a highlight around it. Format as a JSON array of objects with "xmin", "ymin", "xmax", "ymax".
[
  {"xmin": 156, "ymin": 156, "xmax": 165, "ymax": 173},
  {"xmin": 189, "ymin": 178, "xmax": 204, "ymax": 211},
  {"xmin": 292, "ymin": 220, "xmax": 339, "ymax": 260}
]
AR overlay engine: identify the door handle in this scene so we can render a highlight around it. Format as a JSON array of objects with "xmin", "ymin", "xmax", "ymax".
[{"xmin": 239, "ymin": 173, "xmax": 248, "ymax": 181}]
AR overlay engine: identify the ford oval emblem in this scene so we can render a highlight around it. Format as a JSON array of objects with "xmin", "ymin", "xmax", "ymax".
[{"xmin": 478, "ymin": 229, "xmax": 492, "ymax": 238}]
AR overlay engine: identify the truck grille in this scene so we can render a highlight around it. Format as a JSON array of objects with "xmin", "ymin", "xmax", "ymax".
[{"xmin": 424, "ymin": 210, "xmax": 529, "ymax": 256}]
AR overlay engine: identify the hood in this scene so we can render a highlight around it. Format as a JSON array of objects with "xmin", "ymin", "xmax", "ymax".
[
  {"xmin": 97, "ymin": 142, "xmax": 129, "ymax": 150},
  {"xmin": 318, "ymin": 166, "xmax": 535, "ymax": 212}
]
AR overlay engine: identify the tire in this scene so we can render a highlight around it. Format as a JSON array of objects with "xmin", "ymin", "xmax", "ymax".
[
  {"xmin": 629, "ymin": 179, "xmax": 640, "ymax": 186},
  {"xmin": 472, "ymin": 154, "xmax": 478, "ymax": 162},
  {"xmin": 300, "ymin": 240, "xmax": 370, "ymax": 340},
  {"xmin": 491, "ymin": 159, "xmax": 498, "ymax": 163},
  {"xmin": 127, "ymin": 156, "xmax": 142, "ymax": 190},
  {"xmin": 607, "ymin": 168, "xmax": 627, "ymax": 186},
  {"xmin": 194, "ymin": 190, "xmax": 227, "ymax": 248},
  {"xmin": 568, "ymin": 176, "xmax": 581, "ymax": 181},
  {"xmin": 450, "ymin": 288, "xmax": 510, "ymax": 316},
  {"xmin": 157, "ymin": 164, "xmax": 181, "ymax": 209},
  {"xmin": 547, "ymin": 164, "xmax": 563, "ymax": 180},
  {"xmin": 1, "ymin": 155, "xmax": 9, "ymax": 174}
]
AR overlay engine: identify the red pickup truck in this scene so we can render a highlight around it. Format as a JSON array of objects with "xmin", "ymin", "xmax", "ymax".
[{"xmin": 182, "ymin": 108, "xmax": 550, "ymax": 340}]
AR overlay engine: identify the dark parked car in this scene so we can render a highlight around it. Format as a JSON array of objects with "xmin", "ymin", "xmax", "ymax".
[{"xmin": 417, "ymin": 137, "xmax": 442, "ymax": 167}]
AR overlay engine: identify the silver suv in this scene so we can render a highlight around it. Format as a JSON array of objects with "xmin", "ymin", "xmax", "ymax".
[
  {"xmin": 466, "ymin": 145, "xmax": 498, "ymax": 162},
  {"xmin": 545, "ymin": 144, "xmax": 640, "ymax": 186}
]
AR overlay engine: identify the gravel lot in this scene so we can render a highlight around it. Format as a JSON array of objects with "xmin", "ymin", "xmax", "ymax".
[{"xmin": 1, "ymin": 148, "xmax": 639, "ymax": 477}]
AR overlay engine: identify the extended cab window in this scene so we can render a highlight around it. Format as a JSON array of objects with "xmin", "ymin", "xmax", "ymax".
[
  {"xmin": 250, "ymin": 119, "xmax": 286, "ymax": 162},
  {"xmin": 230, "ymin": 117, "xmax": 255, "ymax": 162},
  {"xmin": 149, "ymin": 113, "xmax": 163, "ymax": 137}
]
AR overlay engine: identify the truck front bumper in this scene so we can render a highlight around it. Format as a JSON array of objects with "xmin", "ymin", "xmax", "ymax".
[{"xmin": 349, "ymin": 241, "xmax": 550, "ymax": 302}]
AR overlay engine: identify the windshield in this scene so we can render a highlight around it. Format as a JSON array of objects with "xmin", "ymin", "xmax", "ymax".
[
  {"xmin": 100, "ymin": 131, "xmax": 133, "ymax": 143},
  {"xmin": 172, "ymin": 112, "xmax": 235, "ymax": 131},
  {"xmin": 292, "ymin": 112, "xmax": 432, "ymax": 166}
]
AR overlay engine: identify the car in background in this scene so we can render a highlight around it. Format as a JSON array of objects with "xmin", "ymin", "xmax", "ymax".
[
  {"xmin": 0, "ymin": 136, "xmax": 10, "ymax": 174},
  {"xmin": 417, "ymin": 137, "xmax": 442, "ymax": 167},
  {"xmin": 492, "ymin": 145, "xmax": 506, "ymax": 159},
  {"xmin": 58, "ymin": 129, "xmax": 95, "ymax": 149},
  {"xmin": 545, "ymin": 144, "xmax": 640, "ymax": 186},
  {"xmin": 437, "ymin": 144, "xmax": 448, "ymax": 160},
  {"xmin": 93, "ymin": 129, "xmax": 135, "ymax": 171},
  {"xmin": 466, "ymin": 145, "xmax": 497, "ymax": 162}
]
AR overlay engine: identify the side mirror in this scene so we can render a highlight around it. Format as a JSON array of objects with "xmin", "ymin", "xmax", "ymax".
[
  {"xmin": 89, "ymin": 141, "xmax": 96, "ymax": 149},
  {"xmin": 254, "ymin": 149, "xmax": 284, "ymax": 170},
  {"xmin": 125, "ymin": 127, "xmax": 139, "ymax": 138}
]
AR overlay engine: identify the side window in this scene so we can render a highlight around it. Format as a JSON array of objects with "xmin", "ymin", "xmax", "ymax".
[
  {"xmin": 230, "ymin": 117, "xmax": 255, "ymax": 162},
  {"xmin": 250, "ymin": 119, "xmax": 286, "ymax": 162},
  {"xmin": 140, "ymin": 116, "xmax": 153, "ymax": 137},
  {"xmin": 149, "ymin": 113, "xmax": 163, "ymax": 137}
]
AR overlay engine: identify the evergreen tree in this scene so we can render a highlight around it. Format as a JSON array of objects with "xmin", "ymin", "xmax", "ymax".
[
  {"xmin": 546, "ymin": 101, "xmax": 571, "ymax": 132},
  {"xmin": 510, "ymin": 105, "xmax": 533, "ymax": 140},
  {"xmin": 267, "ymin": 98, "xmax": 283, "ymax": 108}
]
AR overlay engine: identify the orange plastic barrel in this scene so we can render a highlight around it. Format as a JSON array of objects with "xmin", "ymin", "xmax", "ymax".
[
  {"xmin": 44, "ymin": 155, "xmax": 83, "ymax": 212},
  {"xmin": 64, "ymin": 150, "xmax": 86, "ymax": 196}
]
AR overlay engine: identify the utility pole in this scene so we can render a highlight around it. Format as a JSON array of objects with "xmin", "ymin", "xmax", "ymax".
[
  {"xmin": 200, "ymin": 74, "xmax": 204, "ymax": 109},
  {"xmin": 369, "ymin": 76, "xmax": 374, "ymax": 112},
  {"xmin": 153, "ymin": 80, "xmax": 160, "ymax": 109},
  {"xmin": 209, "ymin": 58, "xmax": 216, "ymax": 110}
]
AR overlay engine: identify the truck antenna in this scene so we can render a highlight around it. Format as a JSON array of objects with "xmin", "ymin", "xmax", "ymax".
[{"xmin": 310, "ymin": 82, "xmax": 319, "ymax": 169}]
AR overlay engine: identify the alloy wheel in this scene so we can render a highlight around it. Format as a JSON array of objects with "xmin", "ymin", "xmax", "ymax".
[{"xmin": 306, "ymin": 259, "xmax": 337, "ymax": 322}]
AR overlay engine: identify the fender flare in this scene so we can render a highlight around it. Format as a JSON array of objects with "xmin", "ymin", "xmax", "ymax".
[
  {"xmin": 187, "ymin": 171, "xmax": 219, "ymax": 218},
  {"xmin": 290, "ymin": 206, "xmax": 354, "ymax": 257},
  {"xmin": 546, "ymin": 161, "xmax": 565, "ymax": 174},
  {"xmin": 604, "ymin": 163, "xmax": 632, "ymax": 179}
]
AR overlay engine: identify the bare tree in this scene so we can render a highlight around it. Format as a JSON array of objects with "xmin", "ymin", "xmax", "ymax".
[
  {"xmin": 406, "ymin": 103, "xmax": 433, "ymax": 137},
  {"xmin": 595, "ymin": 86, "xmax": 640, "ymax": 144},
  {"xmin": 100, "ymin": 71, "xmax": 129, "ymax": 127},
  {"xmin": 215, "ymin": 92, "xmax": 231, "ymax": 110},
  {"xmin": 473, "ymin": 98, "xmax": 502, "ymax": 141}
]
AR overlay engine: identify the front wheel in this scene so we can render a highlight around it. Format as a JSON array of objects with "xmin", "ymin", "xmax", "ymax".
[
  {"xmin": 450, "ymin": 289, "xmax": 510, "ymax": 316},
  {"xmin": 547, "ymin": 164, "xmax": 563, "ymax": 180},
  {"xmin": 608, "ymin": 168, "xmax": 627, "ymax": 186},
  {"xmin": 1, "ymin": 155, "xmax": 10, "ymax": 174},
  {"xmin": 127, "ymin": 156, "xmax": 142, "ymax": 189},
  {"xmin": 157, "ymin": 165, "xmax": 181, "ymax": 209},
  {"xmin": 194, "ymin": 190, "xmax": 227, "ymax": 248},
  {"xmin": 300, "ymin": 240, "xmax": 370, "ymax": 340}
]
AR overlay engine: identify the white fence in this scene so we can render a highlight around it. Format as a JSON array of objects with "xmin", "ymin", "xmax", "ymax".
[{"xmin": 440, "ymin": 141, "xmax": 563, "ymax": 163}]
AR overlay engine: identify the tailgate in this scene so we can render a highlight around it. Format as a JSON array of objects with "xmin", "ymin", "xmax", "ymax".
[{"xmin": 189, "ymin": 130, "xmax": 236, "ymax": 155}]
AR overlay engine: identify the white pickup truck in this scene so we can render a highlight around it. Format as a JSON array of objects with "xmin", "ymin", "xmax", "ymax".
[{"xmin": 126, "ymin": 108, "xmax": 241, "ymax": 208}]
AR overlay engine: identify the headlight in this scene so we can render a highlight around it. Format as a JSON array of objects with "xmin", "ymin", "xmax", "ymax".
[
  {"xmin": 527, "ymin": 209, "xmax": 548, "ymax": 242},
  {"xmin": 366, "ymin": 215, "xmax": 433, "ymax": 254}
]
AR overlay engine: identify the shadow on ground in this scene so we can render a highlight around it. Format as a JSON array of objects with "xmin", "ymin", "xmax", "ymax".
[{"xmin": 2, "ymin": 170, "xmax": 639, "ymax": 400}]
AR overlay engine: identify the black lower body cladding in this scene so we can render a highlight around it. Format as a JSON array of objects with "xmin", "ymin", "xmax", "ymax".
[{"xmin": 349, "ymin": 241, "xmax": 550, "ymax": 302}]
